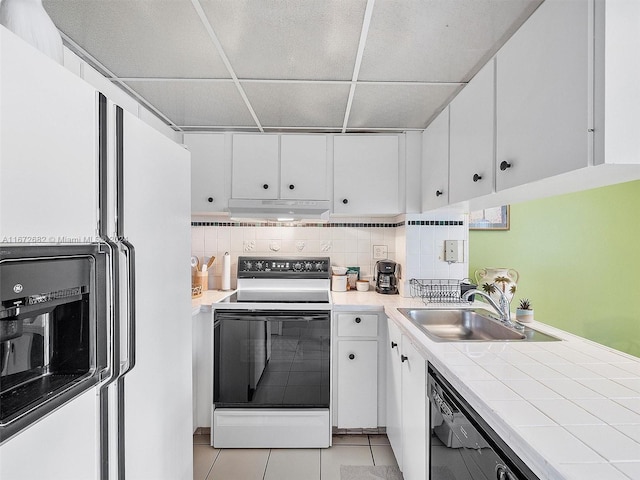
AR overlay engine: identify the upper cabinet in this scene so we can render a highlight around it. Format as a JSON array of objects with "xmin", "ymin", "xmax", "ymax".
[
  {"xmin": 449, "ymin": 59, "xmax": 495, "ymax": 204},
  {"xmin": 334, "ymin": 135, "xmax": 400, "ymax": 215},
  {"xmin": 231, "ymin": 134, "xmax": 280, "ymax": 199},
  {"xmin": 421, "ymin": 107, "xmax": 450, "ymax": 211},
  {"xmin": 231, "ymin": 134, "xmax": 329, "ymax": 201},
  {"xmin": 185, "ymin": 133, "xmax": 229, "ymax": 214},
  {"xmin": 495, "ymin": 0, "xmax": 590, "ymax": 191},
  {"xmin": 280, "ymin": 135, "xmax": 328, "ymax": 200}
]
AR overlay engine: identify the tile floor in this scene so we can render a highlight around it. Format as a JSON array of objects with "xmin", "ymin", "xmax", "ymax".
[{"xmin": 193, "ymin": 434, "xmax": 399, "ymax": 480}]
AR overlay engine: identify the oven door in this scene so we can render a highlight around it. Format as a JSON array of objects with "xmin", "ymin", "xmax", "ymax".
[{"xmin": 214, "ymin": 310, "xmax": 330, "ymax": 408}]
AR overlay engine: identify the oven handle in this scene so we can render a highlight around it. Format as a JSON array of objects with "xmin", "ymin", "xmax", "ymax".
[{"xmin": 214, "ymin": 312, "xmax": 329, "ymax": 322}]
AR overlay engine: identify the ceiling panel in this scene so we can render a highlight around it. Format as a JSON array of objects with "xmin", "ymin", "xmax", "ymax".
[
  {"xmin": 347, "ymin": 83, "xmax": 462, "ymax": 130},
  {"xmin": 358, "ymin": 0, "xmax": 543, "ymax": 82},
  {"xmin": 124, "ymin": 80, "xmax": 256, "ymax": 127},
  {"xmin": 43, "ymin": 0, "xmax": 231, "ymax": 78},
  {"xmin": 199, "ymin": 0, "xmax": 367, "ymax": 81},
  {"xmin": 242, "ymin": 82, "xmax": 351, "ymax": 129}
]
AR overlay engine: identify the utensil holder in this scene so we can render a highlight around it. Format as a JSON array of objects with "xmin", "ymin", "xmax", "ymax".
[{"xmin": 193, "ymin": 271, "xmax": 208, "ymax": 293}]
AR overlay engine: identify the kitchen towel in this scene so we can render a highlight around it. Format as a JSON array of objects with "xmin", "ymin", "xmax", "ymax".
[
  {"xmin": 221, "ymin": 252, "xmax": 231, "ymax": 291},
  {"xmin": 340, "ymin": 465, "xmax": 403, "ymax": 480}
]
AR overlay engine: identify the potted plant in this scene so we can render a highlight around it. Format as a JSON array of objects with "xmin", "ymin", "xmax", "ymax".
[{"xmin": 516, "ymin": 298, "xmax": 534, "ymax": 323}]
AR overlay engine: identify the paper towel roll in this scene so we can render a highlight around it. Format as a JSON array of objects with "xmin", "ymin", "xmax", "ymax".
[{"xmin": 221, "ymin": 252, "xmax": 231, "ymax": 291}]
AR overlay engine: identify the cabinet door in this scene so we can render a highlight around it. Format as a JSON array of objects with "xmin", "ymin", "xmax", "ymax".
[
  {"xmin": 449, "ymin": 59, "xmax": 495, "ymax": 204},
  {"xmin": 231, "ymin": 134, "xmax": 279, "ymax": 199},
  {"xmin": 337, "ymin": 340, "xmax": 378, "ymax": 428},
  {"xmin": 0, "ymin": 27, "xmax": 97, "ymax": 240},
  {"xmin": 280, "ymin": 135, "xmax": 328, "ymax": 200},
  {"xmin": 185, "ymin": 133, "xmax": 228, "ymax": 213},
  {"xmin": 422, "ymin": 107, "xmax": 450, "ymax": 211},
  {"xmin": 337, "ymin": 313, "xmax": 378, "ymax": 337},
  {"xmin": 496, "ymin": 0, "xmax": 590, "ymax": 190},
  {"xmin": 401, "ymin": 336, "xmax": 427, "ymax": 480},
  {"xmin": 386, "ymin": 319, "xmax": 403, "ymax": 469},
  {"xmin": 333, "ymin": 136, "xmax": 399, "ymax": 215}
]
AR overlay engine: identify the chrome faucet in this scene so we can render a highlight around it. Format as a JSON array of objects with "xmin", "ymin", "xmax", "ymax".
[{"xmin": 462, "ymin": 284, "xmax": 515, "ymax": 327}]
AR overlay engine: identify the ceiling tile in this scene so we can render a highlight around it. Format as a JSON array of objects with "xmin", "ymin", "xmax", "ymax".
[
  {"xmin": 43, "ymin": 0, "xmax": 230, "ymax": 78},
  {"xmin": 124, "ymin": 80, "xmax": 256, "ymax": 127},
  {"xmin": 241, "ymin": 82, "xmax": 351, "ymax": 129},
  {"xmin": 358, "ymin": 0, "xmax": 542, "ymax": 82},
  {"xmin": 199, "ymin": 0, "xmax": 367, "ymax": 80},
  {"xmin": 347, "ymin": 83, "xmax": 462, "ymax": 130}
]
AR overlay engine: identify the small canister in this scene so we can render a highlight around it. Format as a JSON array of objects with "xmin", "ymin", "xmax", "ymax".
[{"xmin": 331, "ymin": 275, "xmax": 347, "ymax": 292}]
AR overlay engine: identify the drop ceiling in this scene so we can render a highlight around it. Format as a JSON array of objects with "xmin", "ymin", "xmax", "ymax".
[{"xmin": 43, "ymin": 0, "xmax": 543, "ymax": 133}]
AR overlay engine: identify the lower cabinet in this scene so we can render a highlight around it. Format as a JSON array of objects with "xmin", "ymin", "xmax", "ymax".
[
  {"xmin": 192, "ymin": 310, "xmax": 213, "ymax": 431},
  {"xmin": 334, "ymin": 310, "xmax": 387, "ymax": 430},
  {"xmin": 387, "ymin": 318, "xmax": 428, "ymax": 480}
]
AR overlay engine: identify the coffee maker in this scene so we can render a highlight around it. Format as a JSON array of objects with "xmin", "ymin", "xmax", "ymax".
[{"xmin": 375, "ymin": 260, "xmax": 399, "ymax": 294}]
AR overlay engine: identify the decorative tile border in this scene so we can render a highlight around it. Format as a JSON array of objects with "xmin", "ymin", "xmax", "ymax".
[{"xmin": 191, "ymin": 220, "xmax": 463, "ymax": 228}]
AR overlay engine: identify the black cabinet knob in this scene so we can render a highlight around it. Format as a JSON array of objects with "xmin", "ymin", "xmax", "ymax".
[
  {"xmin": 500, "ymin": 161, "xmax": 512, "ymax": 171},
  {"xmin": 263, "ymin": 184, "xmax": 269, "ymax": 189},
  {"xmin": 289, "ymin": 184, "xmax": 295, "ymax": 190},
  {"xmin": 435, "ymin": 190, "xmax": 443, "ymax": 197},
  {"xmin": 473, "ymin": 173, "xmax": 482, "ymax": 182},
  {"xmin": 401, "ymin": 355, "xmax": 408, "ymax": 363},
  {"xmin": 355, "ymin": 317, "xmax": 361, "ymax": 324},
  {"xmin": 207, "ymin": 197, "xmax": 214, "ymax": 203},
  {"xmin": 391, "ymin": 341, "xmax": 397, "ymax": 349},
  {"xmin": 348, "ymin": 353, "xmax": 355, "ymax": 360},
  {"xmin": 342, "ymin": 198, "xmax": 349, "ymax": 205}
]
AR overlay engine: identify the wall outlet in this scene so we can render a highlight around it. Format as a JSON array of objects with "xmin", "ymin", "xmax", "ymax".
[
  {"xmin": 444, "ymin": 240, "xmax": 464, "ymax": 263},
  {"xmin": 373, "ymin": 245, "xmax": 388, "ymax": 259}
]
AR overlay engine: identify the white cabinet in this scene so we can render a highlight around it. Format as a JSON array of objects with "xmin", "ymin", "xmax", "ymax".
[
  {"xmin": 192, "ymin": 310, "xmax": 213, "ymax": 430},
  {"xmin": 231, "ymin": 134, "xmax": 279, "ymax": 199},
  {"xmin": 184, "ymin": 133, "xmax": 229, "ymax": 214},
  {"xmin": 280, "ymin": 135, "xmax": 328, "ymax": 200},
  {"xmin": 449, "ymin": 59, "xmax": 495, "ymax": 204},
  {"xmin": 0, "ymin": 26, "xmax": 97, "ymax": 240},
  {"xmin": 333, "ymin": 135, "xmax": 400, "ymax": 215},
  {"xmin": 231, "ymin": 134, "xmax": 329, "ymax": 201},
  {"xmin": 421, "ymin": 107, "xmax": 450, "ymax": 211},
  {"xmin": 386, "ymin": 318, "xmax": 428, "ymax": 480},
  {"xmin": 495, "ymin": 0, "xmax": 590, "ymax": 191},
  {"xmin": 334, "ymin": 311, "xmax": 386, "ymax": 430}
]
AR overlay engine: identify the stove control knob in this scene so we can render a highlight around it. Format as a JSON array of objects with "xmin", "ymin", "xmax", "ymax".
[
  {"xmin": 244, "ymin": 261, "xmax": 252, "ymax": 271},
  {"xmin": 255, "ymin": 261, "xmax": 264, "ymax": 270},
  {"xmin": 293, "ymin": 262, "xmax": 303, "ymax": 272},
  {"xmin": 305, "ymin": 262, "xmax": 313, "ymax": 271},
  {"xmin": 315, "ymin": 262, "xmax": 325, "ymax": 271}
]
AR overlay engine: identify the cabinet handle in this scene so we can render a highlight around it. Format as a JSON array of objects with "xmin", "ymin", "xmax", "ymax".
[
  {"xmin": 435, "ymin": 190, "xmax": 443, "ymax": 197},
  {"xmin": 342, "ymin": 198, "xmax": 349, "ymax": 205},
  {"xmin": 355, "ymin": 317, "xmax": 361, "ymax": 324},
  {"xmin": 500, "ymin": 161, "xmax": 512, "ymax": 171},
  {"xmin": 207, "ymin": 197, "xmax": 214, "ymax": 203},
  {"xmin": 391, "ymin": 341, "xmax": 397, "ymax": 349},
  {"xmin": 349, "ymin": 353, "xmax": 355, "ymax": 360},
  {"xmin": 472, "ymin": 173, "xmax": 482, "ymax": 182},
  {"xmin": 401, "ymin": 355, "xmax": 408, "ymax": 363},
  {"xmin": 289, "ymin": 184, "xmax": 295, "ymax": 190},
  {"xmin": 263, "ymin": 184, "xmax": 269, "ymax": 190}
]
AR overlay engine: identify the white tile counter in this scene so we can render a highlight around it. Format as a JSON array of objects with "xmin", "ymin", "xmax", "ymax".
[
  {"xmin": 333, "ymin": 291, "xmax": 640, "ymax": 480},
  {"xmin": 192, "ymin": 289, "xmax": 234, "ymax": 315}
]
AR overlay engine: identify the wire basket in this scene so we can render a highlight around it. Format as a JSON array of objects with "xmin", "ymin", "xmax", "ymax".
[{"xmin": 409, "ymin": 278, "xmax": 475, "ymax": 304}]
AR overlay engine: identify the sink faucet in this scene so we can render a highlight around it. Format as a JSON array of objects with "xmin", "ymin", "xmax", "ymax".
[{"xmin": 462, "ymin": 284, "xmax": 515, "ymax": 327}]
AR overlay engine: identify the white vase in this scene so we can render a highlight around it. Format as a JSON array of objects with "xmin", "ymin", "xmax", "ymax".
[
  {"xmin": 516, "ymin": 308, "xmax": 534, "ymax": 323},
  {"xmin": 0, "ymin": 0, "xmax": 63, "ymax": 64},
  {"xmin": 474, "ymin": 267, "xmax": 519, "ymax": 304}
]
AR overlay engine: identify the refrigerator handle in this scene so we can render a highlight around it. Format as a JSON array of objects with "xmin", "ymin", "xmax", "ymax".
[{"xmin": 120, "ymin": 239, "xmax": 136, "ymax": 375}]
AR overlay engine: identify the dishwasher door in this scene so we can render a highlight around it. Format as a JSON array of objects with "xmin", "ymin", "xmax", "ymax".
[{"xmin": 428, "ymin": 363, "xmax": 539, "ymax": 480}]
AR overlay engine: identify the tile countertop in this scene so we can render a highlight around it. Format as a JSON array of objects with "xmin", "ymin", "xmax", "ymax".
[{"xmin": 196, "ymin": 289, "xmax": 640, "ymax": 479}]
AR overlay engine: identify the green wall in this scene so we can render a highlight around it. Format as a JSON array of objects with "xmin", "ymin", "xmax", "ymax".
[{"xmin": 469, "ymin": 179, "xmax": 640, "ymax": 358}]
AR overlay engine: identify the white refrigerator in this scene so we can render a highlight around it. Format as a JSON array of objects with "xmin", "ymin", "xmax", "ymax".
[{"xmin": 0, "ymin": 25, "xmax": 192, "ymax": 480}]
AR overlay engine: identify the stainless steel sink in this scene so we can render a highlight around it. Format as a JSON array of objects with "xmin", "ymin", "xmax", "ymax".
[{"xmin": 397, "ymin": 308, "xmax": 560, "ymax": 342}]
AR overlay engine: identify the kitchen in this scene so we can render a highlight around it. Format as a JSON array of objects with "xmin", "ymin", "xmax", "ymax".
[{"xmin": 1, "ymin": 0, "xmax": 640, "ymax": 480}]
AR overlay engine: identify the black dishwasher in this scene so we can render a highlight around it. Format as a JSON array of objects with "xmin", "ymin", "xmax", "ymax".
[{"xmin": 428, "ymin": 364, "xmax": 539, "ymax": 480}]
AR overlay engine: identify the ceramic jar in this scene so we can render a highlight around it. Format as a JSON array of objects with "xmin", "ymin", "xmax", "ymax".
[{"xmin": 474, "ymin": 267, "xmax": 519, "ymax": 304}]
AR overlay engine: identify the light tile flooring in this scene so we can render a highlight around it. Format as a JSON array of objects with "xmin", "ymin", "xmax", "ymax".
[{"xmin": 193, "ymin": 434, "xmax": 399, "ymax": 480}]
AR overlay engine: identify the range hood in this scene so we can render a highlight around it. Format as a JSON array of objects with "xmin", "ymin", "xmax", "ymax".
[{"xmin": 227, "ymin": 198, "xmax": 331, "ymax": 221}]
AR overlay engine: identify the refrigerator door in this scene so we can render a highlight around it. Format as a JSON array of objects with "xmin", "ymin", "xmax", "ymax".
[{"xmin": 117, "ymin": 108, "xmax": 192, "ymax": 480}]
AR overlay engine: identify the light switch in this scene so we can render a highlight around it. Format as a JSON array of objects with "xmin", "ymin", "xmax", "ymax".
[{"xmin": 444, "ymin": 240, "xmax": 463, "ymax": 263}]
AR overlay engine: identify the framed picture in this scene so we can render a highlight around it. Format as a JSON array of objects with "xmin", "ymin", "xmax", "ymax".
[{"xmin": 469, "ymin": 205, "xmax": 510, "ymax": 230}]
